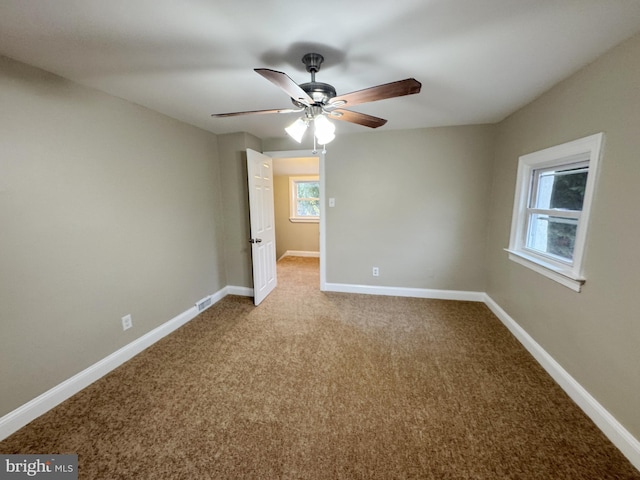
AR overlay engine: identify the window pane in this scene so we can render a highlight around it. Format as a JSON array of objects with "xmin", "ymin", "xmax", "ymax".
[
  {"xmin": 297, "ymin": 182, "xmax": 319, "ymax": 199},
  {"xmin": 297, "ymin": 199, "xmax": 320, "ymax": 216},
  {"xmin": 527, "ymin": 214, "xmax": 578, "ymax": 261},
  {"xmin": 533, "ymin": 167, "xmax": 588, "ymax": 211}
]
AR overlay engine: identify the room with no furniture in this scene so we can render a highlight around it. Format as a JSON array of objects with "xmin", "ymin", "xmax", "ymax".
[{"xmin": 1, "ymin": 1, "xmax": 639, "ymax": 478}]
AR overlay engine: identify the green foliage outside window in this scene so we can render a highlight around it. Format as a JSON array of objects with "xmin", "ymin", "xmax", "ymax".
[
  {"xmin": 549, "ymin": 170, "xmax": 587, "ymax": 210},
  {"xmin": 296, "ymin": 181, "xmax": 320, "ymax": 217}
]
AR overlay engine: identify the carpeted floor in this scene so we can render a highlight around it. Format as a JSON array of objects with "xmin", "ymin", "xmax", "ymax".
[{"xmin": 1, "ymin": 256, "xmax": 638, "ymax": 479}]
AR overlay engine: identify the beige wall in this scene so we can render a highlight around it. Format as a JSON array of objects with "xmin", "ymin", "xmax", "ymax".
[
  {"xmin": 265, "ymin": 126, "xmax": 495, "ymax": 291},
  {"xmin": 274, "ymin": 175, "xmax": 320, "ymax": 259},
  {"xmin": 321, "ymin": 125, "xmax": 495, "ymax": 290},
  {"xmin": 0, "ymin": 56, "xmax": 226, "ymax": 417},
  {"xmin": 218, "ymin": 134, "xmax": 262, "ymax": 288},
  {"xmin": 486, "ymin": 32, "xmax": 640, "ymax": 438},
  {"xmin": 266, "ymin": 36, "xmax": 640, "ymax": 444},
  {"xmin": 3, "ymin": 29, "xmax": 640, "ymax": 450}
]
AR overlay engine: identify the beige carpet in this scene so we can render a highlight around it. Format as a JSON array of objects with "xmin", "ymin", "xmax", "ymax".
[{"xmin": 2, "ymin": 256, "xmax": 638, "ymax": 479}]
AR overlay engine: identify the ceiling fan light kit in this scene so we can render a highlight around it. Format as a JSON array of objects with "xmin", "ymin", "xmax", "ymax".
[
  {"xmin": 284, "ymin": 117, "xmax": 308, "ymax": 143},
  {"xmin": 313, "ymin": 114, "xmax": 336, "ymax": 145},
  {"xmin": 212, "ymin": 52, "xmax": 422, "ymax": 151}
]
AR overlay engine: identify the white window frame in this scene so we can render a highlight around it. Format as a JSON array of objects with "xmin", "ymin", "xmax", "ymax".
[
  {"xmin": 505, "ymin": 133, "xmax": 603, "ymax": 292},
  {"xmin": 289, "ymin": 176, "xmax": 320, "ymax": 223}
]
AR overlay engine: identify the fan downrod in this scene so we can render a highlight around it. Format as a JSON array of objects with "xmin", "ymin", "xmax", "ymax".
[{"xmin": 293, "ymin": 53, "xmax": 337, "ymax": 107}]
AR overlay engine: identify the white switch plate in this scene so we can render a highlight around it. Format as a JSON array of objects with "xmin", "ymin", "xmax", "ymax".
[{"xmin": 329, "ymin": 198, "xmax": 336, "ymax": 207}]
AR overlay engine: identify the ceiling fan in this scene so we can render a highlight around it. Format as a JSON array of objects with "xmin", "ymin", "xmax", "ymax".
[{"xmin": 211, "ymin": 53, "xmax": 421, "ymax": 145}]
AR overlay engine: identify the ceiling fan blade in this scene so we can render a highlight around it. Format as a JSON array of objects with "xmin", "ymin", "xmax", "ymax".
[
  {"xmin": 329, "ymin": 109, "xmax": 387, "ymax": 128},
  {"xmin": 255, "ymin": 68, "xmax": 314, "ymax": 107},
  {"xmin": 330, "ymin": 78, "xmax": 421, "ymax": 108},
  {"xmin": 211, "ymin": 107, "xmax": 302, "ymax": 117}
]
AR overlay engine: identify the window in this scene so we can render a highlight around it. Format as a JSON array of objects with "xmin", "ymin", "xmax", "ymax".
[
  {"xmin": 506, "ymin": 133, "xmax": 603, "ymax": 292},
  {"xmin": 289, "ymin": 176, "xmax": 320, "ymax": 223}
]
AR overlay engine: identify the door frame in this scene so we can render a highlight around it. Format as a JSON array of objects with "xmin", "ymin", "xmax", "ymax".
[{"xmin": 264, "ymin": 149, "xmax": 326, "ymax": 291}]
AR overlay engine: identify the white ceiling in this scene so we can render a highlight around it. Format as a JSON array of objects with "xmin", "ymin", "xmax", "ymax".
[{"xmin": 1, "ymin": 1, "xmax": 640, "ymax": 140}]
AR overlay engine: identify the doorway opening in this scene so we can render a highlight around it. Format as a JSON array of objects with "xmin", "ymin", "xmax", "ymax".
[{"xmin": 265, "ymin": 149, "xmax": 326, "ymax": 290}]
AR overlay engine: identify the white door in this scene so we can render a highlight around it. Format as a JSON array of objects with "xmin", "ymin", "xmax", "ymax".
[{"xmin": 246, "ymin": 149, "xmax": 277, "ymax": 305}]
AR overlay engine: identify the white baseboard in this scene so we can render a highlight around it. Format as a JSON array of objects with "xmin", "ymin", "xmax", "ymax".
[
  {"xmin": 2, "ymin": 283, "xmax": 638, "ymax": 472},
  {"xmin": 324, "ymin": 282, "xmax": 485, "ymax": 302},
  {"xmin": 484, "ymin": 294, "xmax": 640, "ymax": 471},
  {"xmin": 278, "ymin": 250, "xmax": 320, "ymax": 261},
  {"xmin": 0, "ymin": 284, "xmax": 253, "ymax": 441},
  {"xmin": 223, "ymin": 285, "xmax": 254, "ymax": 297}
]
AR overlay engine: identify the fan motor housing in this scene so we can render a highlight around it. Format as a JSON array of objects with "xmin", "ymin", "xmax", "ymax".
[{"xmin": 293, "ymin": 81, "xmax": 337, "ymax": 107}]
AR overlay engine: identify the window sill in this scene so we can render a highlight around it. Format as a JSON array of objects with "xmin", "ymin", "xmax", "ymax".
[
  {"xmin": 504, "ymin": 248, "xmax": 585, "ymax": 292},
  {"xmin": 289, "ymin": 217, "xmax": 319, "ymax": 224}
]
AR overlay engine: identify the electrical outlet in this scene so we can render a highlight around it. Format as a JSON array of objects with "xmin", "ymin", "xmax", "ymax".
[
  {"xmin": 121, "ymin": 314, "xmax": 133, "ymax": 331},
  {"xmin": 372, "ymin": 267, "xmax": 379, "ymax": 277}
]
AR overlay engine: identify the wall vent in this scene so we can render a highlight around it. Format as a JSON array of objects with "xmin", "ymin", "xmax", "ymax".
[{"xmin": 196, "ymin": 295, "xmax": 213, "ymax": 312}]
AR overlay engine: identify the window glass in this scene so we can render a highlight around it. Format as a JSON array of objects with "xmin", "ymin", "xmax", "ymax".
[
  {"xmin": 526, "ymin": 163, "xmax": 588, "ymax": 262},
  {"xmin": 532, "ymin": 166, "xmax": 588, "ymax": 210},
  {"xmin": 297, "ymin": 181, "xmax": 319, "ymax": 199},
  {"xmin": 527, "ymin": 214, "xmax": 578, "ymax": 261},
  {"xmin": 297, "ymin": 198, "xmax": 320, "ymax": 216}
]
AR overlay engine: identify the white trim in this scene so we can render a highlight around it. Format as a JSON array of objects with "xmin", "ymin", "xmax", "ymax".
[
  {"xmin": 319, "ymin": 152, "xmax": 326, "ymax": 290},
  {"xmin": 484, "ymin": 294, "xmax": 640, "ymax": 471},
  {"xmin": 505, "ymin": 249, "xmax": 584, "ymax": 292},
  {"xmin": 324, "ymin": 282, "xmax": 485, "ymax": 302},
  {"xmin": 278, "ymin": 250, "xmax": 320, "ymax": 261},
  {"xmin": 3, "ymin": 283, "xmax": 638, "ymax": 472},
  {"xmin": 0, "ymin": 285, "xmax": 253, "ymax": 441},
  {"xmin": 0, "ymin": 306, "xmax": 196, "ymax": 440},
  {"xmin": 507, "ymin": 133, "xmax": 604, "ymax": 289},
  {"xmin": 264, "ymin": 149, "xmax": 325, "ymax": 291},
  {"xmin": 223, "ymin": 285, "xmax": 254, "ymax": 297},
  {"xmin": 289, "ymin": 217, "xmax": 319, "ymax": 223}
]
